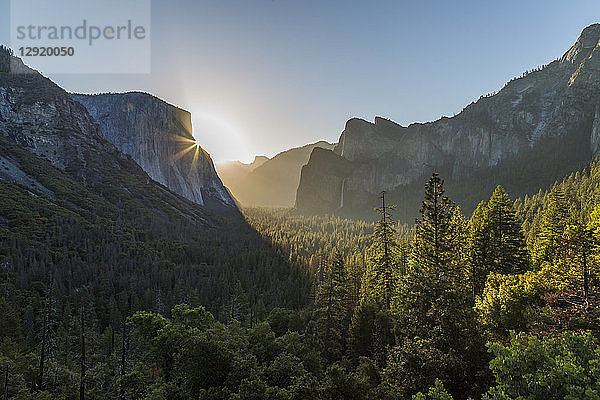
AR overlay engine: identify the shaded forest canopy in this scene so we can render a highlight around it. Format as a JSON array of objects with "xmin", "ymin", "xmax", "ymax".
[{"xmin": 3, "ymin": 144, "xmax": 600, "ymax": 398}]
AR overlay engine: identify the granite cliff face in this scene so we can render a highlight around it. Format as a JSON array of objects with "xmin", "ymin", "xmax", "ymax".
[
  {"xmin": 0, "ymin": 49, "xmax": 235, "ymax": 222},
  {"xmin": 0, "ymin": 55, "xmax": 127, "ymax": 186},
  {"xmin": 296, "ymin": 24, "xmax": 600, "ymax": 220},
  {"xmin": 295, "ymin": 147, "xmax": 354, "ymax": 214},
  {"xmin": 72, "ymin": 92, "xmax": 236, "ymax": 212}
]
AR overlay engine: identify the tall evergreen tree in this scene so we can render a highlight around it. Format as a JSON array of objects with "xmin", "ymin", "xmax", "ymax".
[
  {"xmin": 468, "ymin": 186, "xmax": 530, "ymax": 300},
  {"xmin": 412, "ymin": 172, "xmax": 456, "ymax": 272},
  {"xmin": 468, "ymin": 201, "xmax": 490, "ymax": 300},
  {"xmin": 395, "ymin": 172, "xmax": 467, "ymax": 333},
  {"xmin": 394, "ymin": 173, "xmax": 470, "ymax": 336},
  {"xmin": 486, "ymin": 186, "xmax": 529, "ymax": 275},
  {"xmin": 347, "ymin": 300, "xmax": 394, "ymax": 368},
  {"xmin": 314, "ymin": 250, "xmax": 351, "ymax": 361},
  {"xmin": 533, "ymin": 187, "xmax": 571, "ymax": 266},
  {"xmin": 450, "ymin": 206, "xmax": 469, "ymax": 269},
  {"xmin": 390, "ymin": 172, "xmax": 487, "ymax": 398},
  {"xmin": 361, "ymin": 191, "xmax": 399, "ymax": 309},
  {"xmin": 562, "ymin": 223, "xmax": 596, "ymax": 300}
]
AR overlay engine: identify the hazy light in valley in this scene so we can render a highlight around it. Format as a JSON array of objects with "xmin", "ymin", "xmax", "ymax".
[{"xmin": 191, "ymin": 110, "xmax": 254, "ymax": 164}]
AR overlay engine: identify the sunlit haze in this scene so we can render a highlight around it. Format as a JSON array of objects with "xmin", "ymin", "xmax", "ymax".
[{"xmin": 2, "ymin": 0, "xmax": 599, "ymax": 163}]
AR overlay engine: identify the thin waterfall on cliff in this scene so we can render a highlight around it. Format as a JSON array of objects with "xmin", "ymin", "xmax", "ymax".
[{"xmin": 339, "ymin": 178, "xmax": 346, "ymax": 209}]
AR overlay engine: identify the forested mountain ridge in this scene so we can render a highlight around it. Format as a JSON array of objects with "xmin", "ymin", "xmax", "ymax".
[
  {"xmin": 0, "ymin": 43, "xmax": 313, "ymax": 303},
  {"xmin": 296, "ymin": 23, "xmax": 600, "ymax": 221},
  {"xmin": 3, "ymin": 24, "xmax": 600, "ymax": 399},
  {"xmin": 9, "ymin": 158, "xmax": 592, "ymax": 400},
  {"xmin": 0, "ymin": 46, "xmax": 313, "ymax": 397},
  {"xmin": 217, "ymin": 141, "xmax": 335, "ymax": 207},
  {"xmin": 72, "ymin": 92, "xmax": 237, "ymax": 213}
]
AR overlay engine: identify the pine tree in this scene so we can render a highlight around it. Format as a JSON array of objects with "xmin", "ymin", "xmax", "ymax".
[
  {"xmin": 468, "ymin": 201, "xmax": 490, "ymax": 300},
  {"xmin": 395, "ymin": 172, "xmax": 469, "ymax": 335},
  {"xmin": 450, "ymin": 206, "xmax": 469, "ymax": 269},
  {"xmin": 412, "ymin": 172, "xmax": 456, "ymax": 272},
  {"xmin": 562, "ymin": 222, "xmax": 597, "ymax": 300},
  {"xmin": 361, "ymin": 191, "xmax": 400, "ymax": 309},
  {"xmin": 390, "ymin": 172, "xmax": 486, "ymax": 398},
  {"xmin": 467, "ymin": 187, "xmax": 529, "ymax": 300},
  {"xmin": 225, "ymin": 280, "xmax": 250, "ymax": 326},
  {"xmin": 486, "ymin": 186, "xmax": 529, "ymax": 275},
  {"xmin": 314, "ymin": 250, "xmax": 350, "ymax": 361},
  {"xmin": 347, "ymin": 299, "xmax": 394, "ymax": 368},
  {"xmin": 533, "ymin": 187, "xmax": 571, "ymax": 266}
]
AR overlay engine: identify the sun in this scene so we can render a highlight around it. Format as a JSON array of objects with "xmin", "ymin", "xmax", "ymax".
[
  {"xmin": 168, "ymin": 135, "xmax": 206, "ymax": 176},
  {"xmin": 191, "ymin": 110, "xmax": 252, "ymax": 164}
]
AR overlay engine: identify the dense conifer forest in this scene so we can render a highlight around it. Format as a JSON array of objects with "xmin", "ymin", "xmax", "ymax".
[{"xmin": 3, "ymin": 152, "xmax": 600, "ymax": 398}]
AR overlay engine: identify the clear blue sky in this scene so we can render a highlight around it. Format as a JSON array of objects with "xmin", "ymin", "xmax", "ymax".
[{"xmin": 1, "ymin": 0, "xmax": 599, "ymax": 163}]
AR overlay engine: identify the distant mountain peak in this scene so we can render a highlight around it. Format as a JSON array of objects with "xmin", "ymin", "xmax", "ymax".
[
  {"xmin": 217, "ymin": 140, "xmax": 335, "ymax": 207},
  {"xmin": 252, "ymin": 155, "xmax": 269, "ymax": 167},
  {"xmin": 562, "ymin": 23, "xmax": 600, "ymax": 64},
  {"xmin": 296, "ymin": 24, "xmax": 600, "ymax": 220},
  {"xmin": 578, "ymin": 23, "xmax": 600, "ymax": 48}
]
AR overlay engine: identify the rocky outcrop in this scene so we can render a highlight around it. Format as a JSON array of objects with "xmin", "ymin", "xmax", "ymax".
[
  {"xmin": 0, "ymin": 48, "xmax": 235, "ymax": 222},
  {"xmin": 296, "ymin": 24, "xmax": 600, "ymax": 220},
  {"xmin": 0, "ymin": 53, "xmax": 127, "ymax": 186},
  {"xmin": 72, "ymin": 92, "xmax": 236, "ymax": 212},
  {"xmin": 295, "ymin": 147, "xmax": 354, "ymax": 214}
]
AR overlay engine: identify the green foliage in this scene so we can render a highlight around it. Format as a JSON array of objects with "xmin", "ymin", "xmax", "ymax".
[
  {"xmin": 394, "ymin": 173, "xmax": 472, "ymax": 341},
  {"xmin": 361, "ymin": 193, "xmax": 400, "ymax": 308},
  {"xmin": 319, "ymin": 361, "xmax": 372, "ymax": 400},
  {"xmin": 486, "ymin": 331, "xmax": 600, "ymax": 400},
  {"xmin": 544, "ymin": 222, "xmax": 598, "ymax": 298},
  {"xmin": 468, "ymin": 187, "xmax": 530, "ymax": 301},
  {"xmin": 116, "ymin": 305, "xmax": 366, "ymax": 399},
  {"xmin": 412, "ymin": 172, "xmax": 457, "ymax": 271},
  {"xmin": 313, "ymin": 251, "xmax": 351, "ymax": 361},
  {"xmin": 390, "ymin": 172, "xmax": 489, "ymax": 399},
  {"xmin": 171, "ymin": 304, "xmax": 216, "ymax": 329},
  {"xmin": 485, "ymin": 187, "xmax": 530, "ymax": 274},
  {"xmin": 532, "ymin": 188, "xmax": 573, "ymax": 267},
  {"xmin": 475, "ymin": 272, "xmax": 544, "ymax": 340},
  {"xmin": 384, "ymin": 338, "xmax": 471, "ymax": 399},
  {"xmin": 412, "ymin": 379, "xmax": 456, "ymax": 400},
  {"xmin": 130, "ymin": 311, "xmax": 183, "ymax": 382},
  {"xmin": 266, "ymin": 308, "xmax": 311, "ymax": 337},
  {"xmin": 347, "ymin": 300, "xmax": 394, "ymax": 368},
  {"xmin": 5, "ymin": 149, "xmax": 600, "ymax": 400},
  {"xmin": 468, "ymin": 201, "xmax": 490, "ymax": 297}
]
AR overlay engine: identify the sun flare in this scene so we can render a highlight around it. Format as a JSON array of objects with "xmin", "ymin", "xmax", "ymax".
[
  {"xmin": 191, "ymin": 110, "xmax": 253, "ymax": 164},
  {"xmin": 168, "ymin": 135, "xmax": 206, "ymax": 176}
]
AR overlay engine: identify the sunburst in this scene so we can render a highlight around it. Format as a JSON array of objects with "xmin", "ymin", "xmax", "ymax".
[
  {"xmin": 171, "ymin": 136, "xmax": 198, "ymax": 162},
  {"xmin": 169, "ymin": 135, "xmax": 205, "ymax": 176}
]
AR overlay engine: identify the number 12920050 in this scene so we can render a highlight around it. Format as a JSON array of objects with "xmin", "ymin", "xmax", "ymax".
[{"xmin": 19, "ymin": 47, "xmax": 75, "ymax": 57}]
